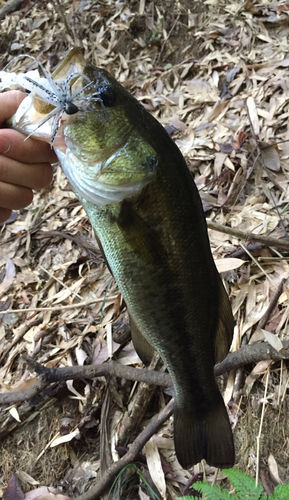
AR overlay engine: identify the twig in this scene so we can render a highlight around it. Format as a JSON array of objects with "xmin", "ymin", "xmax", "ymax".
[
  {"xmin": 0, "ymin": 314, "xmax": 58, "ymax": 365},
  {"xmin": 0, "ymin": 295, "xmax": 119, "ymax": 315},
  {"xmin": 26, "ymin": 356, "xmax": 172, "ymax": 388},
  {"xmin": 157, "ymin": 14, "xmax": 180, "ymax": 63},
  {"xmin": 0, "ymin": 378, "xmax": 50, "ymax": 404},
  {"xmin": 39, "ymin": 264, "xmax": 83, "ymax": 301},
  {"xmin": 258, "ymin": 278, "xmax": 286, "ymax": 330},
  {"xmin": 214, "ymin": 340, "xmax": 289, "ymax": 376},
  {"xmin": 207, "ymin": 220, "xmax": 289, "ymax": 251},
  {"xmin": 74, "ymin": 399, "xmax": 174, "ymax": 500},
  {"xmin": 54, "ymin": 0, "xmax": 75, "ymax": 41},
  {"xmin": 256, "ymin": 369, "xmax": 270, "ymax": 486},
  {"xmin": 239, "ymin": 241, "xmax": 273, "ymax": 283},
  {"xmin": 117, "ymin": 353, "xmax": 163, "ymax": 446},
  {"xmin": 1, "ymin": 341, "xmax": 289, "ymax": 405}
]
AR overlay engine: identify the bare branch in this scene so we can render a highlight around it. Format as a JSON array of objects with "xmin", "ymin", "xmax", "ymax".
[
  {"xmin": 207, "ymin": 220, "xmax": 289, "ymax": 251},
  {"xmin": 74, "ymin": 399, "xmax": 174, "ymax": 500},
  {"xmin": 0, "ymin": 341, "xmax": 288, "ymax": 405}
]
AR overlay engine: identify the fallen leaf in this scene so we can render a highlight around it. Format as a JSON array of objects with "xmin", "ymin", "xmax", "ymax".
[
  {"xmin": 215, "ymin": 258, "xmax": 244, "ymax": 272},
  {"xmin": 24, "ymin": 487, "xmax": 66, "ymax": 500},
  {"xmin": 246, "ymin": 96, "xmax": 260, "ymax": 136},
  {"xmin": 259, "ymin": 142, "xmax": 280, "ymax": 172},
  {"xmin": 50, "ymin": 428, "xmax": 80, "ymax": 447},
  {"xmin": 144, "ymin": 438, "xmax": 166, "ymax": 499},
  {"xmin": 3, "ymin": 472, "xmax": 24, "ymax": 500},
  {"xmin": 262, "ymin": 329, "xmax": 283, "ymax": 351},
  {"xmin": 268, "ymin": 453, "xmax": 282, "ymax": 485},
  {"xmin": 244, "ymin": 360, "xmax": 271, "ymax": 395}
]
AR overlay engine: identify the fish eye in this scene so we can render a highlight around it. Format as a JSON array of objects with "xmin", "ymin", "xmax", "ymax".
[{"xmin": 96, "ymin": 86, "xmax": 116, "ymax": 107}]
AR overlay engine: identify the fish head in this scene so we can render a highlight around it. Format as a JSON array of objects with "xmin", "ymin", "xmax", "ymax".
[{"xmin": 9, "ymin": 50, "xmax": 158, "ymax": 206}]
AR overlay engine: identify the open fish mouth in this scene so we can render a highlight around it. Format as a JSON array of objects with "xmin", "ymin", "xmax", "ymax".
[
  {"xmin": 0, "ymin": 49, "xmax": 158, "ymax": 206},
  {"xmin": 0, "ymin": 49, "xmax": 106, "ymax": 147},
  {"xmin": 57, "ymin": 145, "xmax": 157, "ymax": 206}
]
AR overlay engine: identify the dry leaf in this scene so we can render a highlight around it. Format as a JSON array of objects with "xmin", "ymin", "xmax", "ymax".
[
  {"xmin": 144, "ymin": 438, "xmax": 166, "ymax": 499},
  {"xmin": 3, "ymin": 472, "xmax": 24, "ymax": 500},
  {"xmin": 138, "ymin": 488, "xmax": 151, "ymax": 500},
  {"xmin": 259, "ymin": 143, "xmax": 280, "ymax": 172},
  {"xmin": 206, "ymin": 100, "xmax": 230, "ymax": 121},
  {"xmin": 66, "ymin": 380, "xmax": 86, "ymax": 402},
  {"xmin": 246, "ymin": 96, "xmax": 260, "ymax": 136},
  {"xmin": 9, "ymin": 406, "xmax": 21, "ymax": 422},
  {"xmin": 268, "ymin": 453, "xmax": 282, "ymax": 484},
  {"xmin": 17, "ymin": 472, "xmax": 39, "ymax": 486},
  {"xmin": 262, "ymin": 329, "xmax": 283, "ymax": 351},
  {"xmin": 244, "ymin": 360, "xmax": 271, "ymax": 395},
  {"xmin": 215, "ymin": 258, "xmax": 244, "ymax": 273},
  {"xmin": 50, "ymin": 428, "xmax": 80, "ymax": 447}
]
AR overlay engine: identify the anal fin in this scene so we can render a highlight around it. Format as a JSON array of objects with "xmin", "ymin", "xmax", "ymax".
[
  {"xmin": 214, "ymin": 275, "xmax": 235, "ymax": 364},
  {"xmin": 130, "ymin": 315, "xmax": 156, "ymax": 366}
]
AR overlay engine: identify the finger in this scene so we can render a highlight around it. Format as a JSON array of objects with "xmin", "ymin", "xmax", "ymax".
[
  {"xmin": 0, "ymin": 208, "xmax": 12, "ymax": 223},
  {"xmin": 0, "ymin": 157, "xmax": 53, "ymax": 190},
  {"xmin": 0, "ymin": 181, "xmax": 33, "ymax": 210},
  {"xmin": 0, "ymin": 129, "xmax": 57, "ymax": 164},
  {"xmin": 0, "ymin": 90, "xmax": 26, "ymax": 124}
]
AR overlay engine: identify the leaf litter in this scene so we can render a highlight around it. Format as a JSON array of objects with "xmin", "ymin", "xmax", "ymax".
[{"xmin": 1, "ymin": 0, "xmax": 289, "ymax": 498}]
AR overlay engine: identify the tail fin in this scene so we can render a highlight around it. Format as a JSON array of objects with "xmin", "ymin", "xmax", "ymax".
[{"xmin": 174, "ymin": 398, "xmax": 235, "ymax": 469}]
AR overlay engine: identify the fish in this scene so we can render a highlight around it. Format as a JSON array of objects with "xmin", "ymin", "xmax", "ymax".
[{"xmin": 1, "ymin": 49, "xmax": 235, "ymax": 469}]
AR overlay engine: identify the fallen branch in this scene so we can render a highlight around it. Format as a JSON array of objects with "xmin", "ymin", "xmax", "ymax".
[
  {"xmin": 207, "ymin": 220, "xmax": 289, "ymax": 251},
  {"xmin": 214, "ymin": 340, "xmax": 289, "ymax": 376},
  {"xmin": 0, "ymin": 0, "xmax": 22, "ymax": 21},
  {"xmin": 0, "ymin": 341, "xmax": 288, "ymax": 405},
  {"xmin": 117, "ymin": 353, "xmax": 163, "ymax": 446},
  {"xmin": 257, "ymin": 278, "xmax": 285, "ymax": 330},
  {"xmin": 0, "ymin": 378, "xmax": 50, "ymax": 404},
  {"xmin": 75, "ymin": 399, "xmax": 174, "ymax": 500},
  {"xmin": 0, "ymin": 295, "xmax": 119, "ymax": 315}
]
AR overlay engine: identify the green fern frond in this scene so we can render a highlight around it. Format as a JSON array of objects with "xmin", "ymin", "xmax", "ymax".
[
  {"xmin": 268, "ymin": 484, "xmax": 289, "ymax": 500},
  {"xmin": 193, "ymin": 481, "xmax": 235, "ymax": 499},
  {"xmin": 178, "ymin": 496, "xmax": 202, "ymax": 500},
  {"xmin": 223, "ymin": 468, "xmax": 264, "ymax": 500}
]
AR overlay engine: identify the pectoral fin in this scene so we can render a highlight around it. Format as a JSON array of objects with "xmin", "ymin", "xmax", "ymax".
[
  {"xmin": 214, "ymin": 275, "xmax": 235, "ymax": 364},
  {"xmin": 130, "ymin": 315, "xmax": 156, "ymax": 366},
  {"xmin": 114, "ymin": 199, "xmax": 167, "ymax": 265}
]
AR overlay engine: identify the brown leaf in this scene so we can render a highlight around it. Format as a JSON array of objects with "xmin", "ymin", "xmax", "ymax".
[
  {"xmin": 243, "ymin": 0, "xmax": 260, "ymax": 14},
  {"xmin": 3, "ymin": 473, "xmax": 24, "ymax": 500},
  {"xmin": 259, "ymin": 142, "xmax": 280, "ymax": 172}
]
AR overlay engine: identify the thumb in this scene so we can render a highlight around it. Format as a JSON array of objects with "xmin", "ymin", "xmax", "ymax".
[{"xmin": 0, "ymin": 90, "xmax": 26, "ymax": 125}]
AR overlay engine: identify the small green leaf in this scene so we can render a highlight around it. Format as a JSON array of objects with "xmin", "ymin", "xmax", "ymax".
[
  {"xmin": 178, "ymin": 496, "xmax": 202, "ymax": 500},
  {"xmin": 269, "ymin": 484, "xmax": 289, "ymax": 500},
  {"xmin": 223, "ymin": 468, "xmax": 263, "ymax": 500},
  {"xmin": 193, "ymin": 481, "xmax": 235, "ymax": 500}
]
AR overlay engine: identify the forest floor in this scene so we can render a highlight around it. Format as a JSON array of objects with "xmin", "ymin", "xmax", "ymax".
[{"xmin": 1, "ymin": 0, "xmax": 289, "ymax": 499}]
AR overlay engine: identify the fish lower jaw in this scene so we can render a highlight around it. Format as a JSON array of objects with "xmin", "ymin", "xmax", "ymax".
[{"xmin": 56, "ymin": 149, "xmax": 152, "ymax": 206}]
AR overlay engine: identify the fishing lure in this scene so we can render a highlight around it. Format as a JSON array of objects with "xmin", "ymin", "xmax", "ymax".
[{"xmin": 1, "ymin": 54, "xmax": 107, "ymax": 146}]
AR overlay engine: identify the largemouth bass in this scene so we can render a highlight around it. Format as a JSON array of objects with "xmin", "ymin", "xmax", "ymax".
[{"xmin": 1, "ymin": 50, "xmax": 235, "ymax": 469}]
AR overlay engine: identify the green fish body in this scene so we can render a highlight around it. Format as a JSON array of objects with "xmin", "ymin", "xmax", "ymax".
[{"xmin": 7, "ymin": 51, "xmax": 235, "ymax": 469}]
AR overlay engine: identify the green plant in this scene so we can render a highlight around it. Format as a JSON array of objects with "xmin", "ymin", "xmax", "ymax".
[
  {"xmin": 108, "ymin": 463, "xmax": 161, "ymax": 500},
  {"xmin": 178, "ymin": 468, "xmax": 289, "ymax": 500}
]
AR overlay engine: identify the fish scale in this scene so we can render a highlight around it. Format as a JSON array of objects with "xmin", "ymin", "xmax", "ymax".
[{"xmin": 5, "ymin": 49, "xmax": 235, "ymax": 469}]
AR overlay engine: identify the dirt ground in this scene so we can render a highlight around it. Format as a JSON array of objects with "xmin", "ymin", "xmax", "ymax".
[{"xmin": 1, "ymin": 0, "xmax": 289, "ymax": 498}]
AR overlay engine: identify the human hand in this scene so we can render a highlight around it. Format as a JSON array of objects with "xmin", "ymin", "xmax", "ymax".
[{"xmin": 0, "ymin": 90, "xmax": 57, "ymax": 223}]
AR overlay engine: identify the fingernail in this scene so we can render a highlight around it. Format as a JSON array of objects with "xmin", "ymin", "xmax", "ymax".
[{"xmin": 0, "ymin": 136, "xmax": 11, "ymax": 155}]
